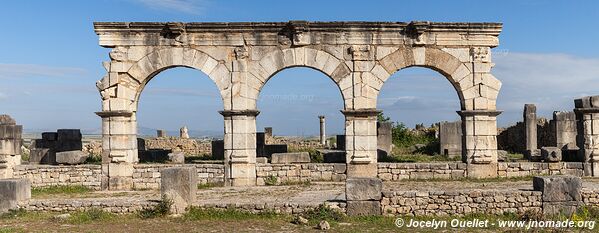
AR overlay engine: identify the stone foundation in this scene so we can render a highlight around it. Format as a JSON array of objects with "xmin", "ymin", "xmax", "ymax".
[{"xmin": 255, "ymin": 164, "xmax": 347, "ymax": 185}]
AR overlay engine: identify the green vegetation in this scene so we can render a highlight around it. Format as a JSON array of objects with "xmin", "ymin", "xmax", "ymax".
[
  {"xmin": 31, "ymin": 185, "xmax": 92, "ymax": 198},
  {"xmin": 85, "ymin": 154, "xmax": 102, "ymax": 164},
  {"xmin": 66, "ymin": 208, "xmax": 116, "ymax": 224},
  {"xmin": 182, "ymin": 207, "xmax": 280, "ymax": 221},
  {"xmin": 301, "ymin": 204, "xmax": 345, "ymax": 222},
  {"xmin": 264, "ymin": 175, "xmax": 278, "ymax": 186},
  {"xmin": 137, "ymin": 195, "xmax": 173, "ymax": 219}
]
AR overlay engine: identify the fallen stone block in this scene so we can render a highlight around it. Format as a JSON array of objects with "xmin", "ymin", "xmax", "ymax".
[
  {"xmin": 0, "ymin": 178, "xmax": 31, "ymax": 213},
  {"xmin": 161, "ymin": 167, "xmax": 197, "ymax": 214},
  {"xmin": 346, "ymin": 200, "xmax": 381, "ymax": 216},
  {"xmin": 271, "ymin": 152, "xmax": 310, "ymax": 164},
  {"xmin": 55, "ymin": 151, "xmax": 88, "ymax": 165},
  {"xmin": 29, "ymin": 148, "xmax": 55, "ymax": 164},
  {"xmin": 345, "ymin": 178, "xmax": 382, "ymax": 201},
  {"xmin": 541, "ymin": 147, "xmax": 562, "ymax": 162}
]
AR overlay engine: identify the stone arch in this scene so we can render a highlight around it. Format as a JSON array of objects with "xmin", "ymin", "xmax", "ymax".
[
  {"xmin": 125, "ymin": 47, "xmax": 230, "ymax": 111},
  {"xmin": 247, "ymin": 48, "xmax": 352, "ymax": 108},
  {"xmin": 375, "ymin": 47, "xmax": 501, "ymax": 110}
]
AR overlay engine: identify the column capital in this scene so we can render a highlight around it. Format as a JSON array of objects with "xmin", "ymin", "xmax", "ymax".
[
  {"xmin": 96, "ymin": 110, "xmax": 133, "ymax": 118},
  {"xmin": 219, "ymin": 109, "xmax": 260, "ymax": 117},
  {"xmin": 341, "ymin": 108, "xmax": 381, "ymax": 117},
  {"xmin": 457, "ymin": 110, "xmax": 502, "ymax": 117}
]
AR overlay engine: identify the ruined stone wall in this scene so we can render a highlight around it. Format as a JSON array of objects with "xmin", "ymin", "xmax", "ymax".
[
  {"xmin": 142, "ymin": 138, "xmax": 212, "ymax": 155},
  {"xmin": 497, "ymin": 118, "xmax": 555, "ymax": 153},
  {"xmin": 13, "ymin": 165, "xmax": 103, "ymax": 190},
  {"xmin": 132, "ymin": 164, "xmax": 224, "ymax": 190},
  {"xmin": 267, "ymin": 137, "xmax": 324, "ymax": 151},
  {"xmin": 255, "ymin": 164, "xmax": 347, "ymax": 185},
  {"xmin": 381, "ymin": 190, "xmax": 543, "ymax": 216},
  {"xmin": 378, "ymin": 162, "xmax": 467, "ymax": 181},
  {"xmin": 497, "ymin": 162, "xmax": 584, "ymax": 177}
]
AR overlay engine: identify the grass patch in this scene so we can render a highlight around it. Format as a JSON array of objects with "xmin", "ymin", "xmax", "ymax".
[
  {"xmin": 137, "ymin": 195, "xmax": 173, "ymax": 219},
  {"xmin": 197, "ymin": 182, "xmax": 223, "ymax": 189},
  {"xmin": 182, "ymin": 207, "xmax": 281, "ymax": 221},
  {"xmin": 301, "ymin": 204, "xmax": 345, "ymax": 223},
  {"xmin": 85, "ymin": 154, "xmax": 102, "ymax": 164},
  {"xmin": 31, "ymin": 185, "xmax": 92, "ymax": 198},
  {"xmin": 279, "ymin": 180, "xmax": 311, "ymax": 186},
  {"xmin": 66, "ymin": 208, "xmax": 116, "ymax": 224}
]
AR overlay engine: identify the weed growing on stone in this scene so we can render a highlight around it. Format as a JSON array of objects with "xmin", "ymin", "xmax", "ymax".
[
  {"xmin": 137, "ymin": 195, "xmax": 173, "ymax": 219},
  {"xmin": 197, "ymin": 182, "xmax": 224, "ymax": 189},
  {"xmin": 301, "ymin": 204, "xmax": 345, "ymax": 223},
  {"xmin": 264, "ymin": 175, "xmax": 278, "ymax": 186}
]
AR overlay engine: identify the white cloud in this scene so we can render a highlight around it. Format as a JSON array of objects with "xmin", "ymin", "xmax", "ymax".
[
  {"xmin": 493, "ymin": 52, "xmax": 599, "ymax": 125},
  {"xmin": 0, "ymin": 63, "xmax": 87, "ymax": 79},
  {"xmin": 131, "ymin": 0, "xmax": 207, "ymax": 14}
]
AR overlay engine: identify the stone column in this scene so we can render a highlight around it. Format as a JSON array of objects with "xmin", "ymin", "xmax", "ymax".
[
  {"xmin": 458, "ymin": 110, "xmax": 501, "ymax": 178},
  {"xmin": 574, "ymin": 96, "xmax": 599, "ymax": 177},
  {"xmin": 220, "ymin": 110, "xmax": 259, "ymax": 186},
  {"xmin": 342, "ymin": 109, "xmax": 379, "ymax": 178},
  {"xmin": 180, "ymin": 126, "xmax": 189, "ymax": 139},
  {"xmin": 96, "ymin": 110, "xmax": 137, "ymax": 190},
  {"xmin": 524, "ymin": 104, "xmax": 540, "ymax": 160},
  {"xmin": 319, "ymin": 115, "xmax": 326, "ymax": 146},
  {"xmin": 0, "ymin": 115, "xmax": 22, "ymax": 179}
]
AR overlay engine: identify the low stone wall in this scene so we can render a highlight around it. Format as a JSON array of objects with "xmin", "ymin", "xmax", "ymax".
[
  {"xmin": 25, "ymin": 198, "xmax": 155, "ymax": 213},
  {"xmin": 132, "ymin": 164, "xmax": 224, "ymax": 190},
  {"xmin": 381, "ymin": 189, "xmax": 543, "ymax": 216},
  {"xmin": 497, "ymin": 162, "xmax": 584, "ymax": 177},
  {"xmin": 13, "ymin": 165, "xmax": 102, "ymax": 190},
  {"xmin": 378, "ymin": 162, "xmax": 467, "ymax": 181},
  {"xmin": 12, "ymin": 162, "xmax": 588, "ymax": 190},
  {"xmin": 256, "ymin": 164, "xmax": 346, "ymax": 185},
  {"xmin": 196, "ymin": 202, "xmax": 345, "ymax": 215},
  {"xmin": 378, "ymin": 162, "xmax": 585, "ymax": 181},
  {"xmin": 583, "ymin": 189, "xmax": 599, "ymax": 206}
]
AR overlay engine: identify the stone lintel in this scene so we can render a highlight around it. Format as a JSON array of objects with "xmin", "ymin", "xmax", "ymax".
[
  {"xmin": 341, "ymin": 109, "xmax": 381, "ymax": 118},
  {"xmin": 219, "ymin": 109, "xmax": 260, "ymax": 117},
  {"xmin": 95, "ymin": 110, "xmax": 133, "ymax": 118},
  {"xmin": 574, "ymin": 108, "xmax": 599, "ymax": 114},
  {"xmin": 457, "ymin": 110, "xmax": 502, "ymax": 117}
]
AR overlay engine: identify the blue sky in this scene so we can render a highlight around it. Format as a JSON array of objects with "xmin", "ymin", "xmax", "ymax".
[{"xmin": 0, "ymin": 0, "xmax": 598, "ymax": 136}]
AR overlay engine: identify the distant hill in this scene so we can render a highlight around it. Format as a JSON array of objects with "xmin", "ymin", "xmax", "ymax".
[{"xmin": 24, "ymin": 126, "xmax": 223, "ymax": 139}]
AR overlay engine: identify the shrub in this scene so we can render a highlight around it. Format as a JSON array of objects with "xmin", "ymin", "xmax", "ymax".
[
  {"xmin": 137, "ymin": 195, "xmax": 173, "ymax": 219},
  {"xmin": 264, "ymin": 175, "xmax": 278, "ymax": 186}
]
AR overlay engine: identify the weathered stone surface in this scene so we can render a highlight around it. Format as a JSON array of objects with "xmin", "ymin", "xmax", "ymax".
[
  {"xmin": 346, "ymin": 200, "xmax": 381, "ymax": 216},
  {"xmin": 180, "ymin": 126, "xmax": 189, "ymax": 139},
  {"xmin": 345, "ymin": 178, "xmax": 382, "ymax": 201},
  {"xmin": 0, "ymin": 179, "xmax": 31, "ymax": 213},
  {"xmin": 439, "ymin": 121, "xmax": 462, "ymax": 158},
  {"xmin": 160, "ymin": 167, "xmax": 197, "ymax": 214},
  {"xmin": 0, "ymin": 115, "xmax": 16, "ymax": 125},
  {"xmin": 271, "ymin": 152, "xmax": 310, "ymax": 164},
  {"xmin": 256, "ymin": 157, "xmax": 268, "ymax": 164},
  {"xmin": 533, "ymin": 176, "xmax": 581, "ymax": 202},
  {"xmin": 541, "ymin": 147, "xmax": 562, "ymax": 163},
  {"xmin": 157, "ymin": 130, "xmax": 167, "ymax": 138},
  {"xmin": 377, "ymin": 122, "xmax": 392, "ymax": 158},
  {"xmin": 168, "ymin": 152, "xmax": 185, "ymax": 164},
  {"xmin": 55, "ymin": 151, "xmax": 88, "ymax": 165},
  {"xmin": 211, "ymin": 140, "xmax": 224, "ymax": 160},
  {"xmin": 94, "ymin": 21, "xmax": 504, "ymax": 187},
  {"xmin": 28, "ymin": 148, "xmax": 54, "ymax": 164}
]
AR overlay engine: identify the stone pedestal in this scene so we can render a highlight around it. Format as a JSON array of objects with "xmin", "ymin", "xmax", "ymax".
[
  {"xmin": 161, "ymin": 167, "xmax": 197, "ymax": 214},
  {"xmin": 0, "ymin": 179, "xmax": 31, "ymax": 213},
  {"xmin": 458, "ymin": 110, "xmax": 501, "ymax": 178},
  {"xmin": 0, "ymin": 115, "xmax": 22, "ymax": 179},
  {"xmin": 376, "ymin": 122, "xmax": 392, "ymax": 158},
  {"xmin": 220, "ymin": 110, "xmax": 259, "ymax": 186},
  {"xmin": 342, "ymin": 109, "xmax": 379, "ymax": 178},
  {"xmin": 574, "ymin": 96, "xmax": 599, "ymax": 177},
  {"xmin": 97, "ymin": 111, "xmax": 137, "ymax": 190},
  {"xmin": 439, "ymin": 121, "xmax": 462, "ymax": 158},
  {"xmin": 533, "ymin": 175, "xmax": 582, "ymax": 216},
  {"xmin": 345, "ymin": 178, "xmax": 382, "ymax": 216}
]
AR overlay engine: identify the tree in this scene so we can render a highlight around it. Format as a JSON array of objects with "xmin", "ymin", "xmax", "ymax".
[{"xmin": 377, "ymin": 112, "xmax": 390, "ymax": 123}]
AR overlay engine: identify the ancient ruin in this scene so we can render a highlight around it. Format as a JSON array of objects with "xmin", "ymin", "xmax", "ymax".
[{"xmin": 94, "ymin": 21, "xmax": 503, "ymax": 189}]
